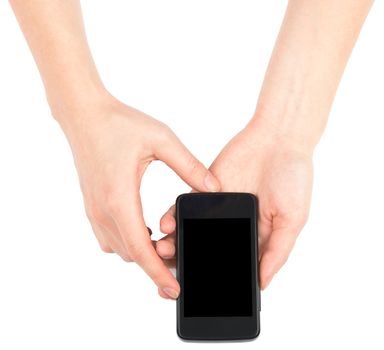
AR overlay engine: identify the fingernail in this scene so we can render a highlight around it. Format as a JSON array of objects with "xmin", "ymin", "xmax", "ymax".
[
  {"xmin": 204, "ymin": 172, "xmax": 220, "ymax": 192},
  {"xmin": 163, "ymin": 287, "xmax": 179, "ymax": 299},
  {"xmin": 162, "ymin": 255, "xmax": 174, "ymax": 260}
]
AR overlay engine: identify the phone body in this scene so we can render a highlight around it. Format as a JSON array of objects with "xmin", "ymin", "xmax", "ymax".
[{"xmin": 176, "ymin": 192, "xmax": 260, "ymax": 341}]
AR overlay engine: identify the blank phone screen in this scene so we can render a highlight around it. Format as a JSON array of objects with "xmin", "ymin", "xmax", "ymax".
[{"xmin": 183, "ymin": 218, "xmax": 253, "ymax": 317}]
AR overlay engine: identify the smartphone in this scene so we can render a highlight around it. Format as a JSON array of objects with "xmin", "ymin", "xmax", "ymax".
[{"xmin": 176, "ymin": 192, "xmax": 260, "ymax": 341}]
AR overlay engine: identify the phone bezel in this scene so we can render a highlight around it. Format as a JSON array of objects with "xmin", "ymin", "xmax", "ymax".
[{"xmin": 176, "ymin": 192, "xmax": 260, "ymax": 341}]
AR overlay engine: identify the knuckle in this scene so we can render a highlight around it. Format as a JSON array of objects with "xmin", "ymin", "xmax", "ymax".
[
  {"xmin": 86, "ymin": 203, "xmax": 105, "ymax": 225},
  {"xmin": 120, "ymin": 254, "xmax": 133, "ymax": 263},
  {"xmin": 128, "ymin": 242, "xmax": 150, "ymax": 262},
  {"xmin": 186, "ymin": 155, "xmax": 202, "ymax": 175},
  {"xmin": 99, "ymin": 242, "xmax": 113, "ymax": 253},
  {"xmin": 117, "ymin": 246, "xmax": 133, "ymax": 262},
  {"xmin": 155, "ymin": 123, "xmax": 174, "ymax": 145},
  {"xmin": 160, "ymin": 122, "xmax": 174, "ymax": 137}
]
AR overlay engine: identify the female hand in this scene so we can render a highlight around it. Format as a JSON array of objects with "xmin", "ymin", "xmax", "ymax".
[
  {"xmin": 157, "ymin": 120, "xmax": 313, "ymax": 296},
  {"xmin": 56, "ymin": 93, "xmax": 220, "ymax": 299}
]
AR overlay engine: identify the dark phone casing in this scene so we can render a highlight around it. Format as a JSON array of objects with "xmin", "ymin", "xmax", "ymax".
[{"xmin": 176, "ymin": 192, "xmax": 260, "ymax": 341}]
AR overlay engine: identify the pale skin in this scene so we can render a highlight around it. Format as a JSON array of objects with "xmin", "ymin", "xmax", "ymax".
[
  {"xmin": 9, "ymin": 0, "xmax": 221, "ymax": 300},
  {"xmin": 10, "ymin": 0, "xmax": 373, "ymax": 299},
  {"xmin": 157, "ymin": 0, "xmax": 373, "ymax": 296}
]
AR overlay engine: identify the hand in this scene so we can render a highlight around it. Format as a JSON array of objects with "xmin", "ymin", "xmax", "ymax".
[
  {"xmin": 56, "ymin": 93, "xmax": 220, "ymax": 299},
  {"xmin": 158, "ymin": 120, "xmax": 313, "ymax": 295}
]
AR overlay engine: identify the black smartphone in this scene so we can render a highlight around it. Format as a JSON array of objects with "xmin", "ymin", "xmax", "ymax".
[{"xmin": 176, "ymin": 192, "xmax": 260, "ymax": 341}]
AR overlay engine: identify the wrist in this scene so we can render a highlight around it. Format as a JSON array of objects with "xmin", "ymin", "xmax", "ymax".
[
  {"xmin": 48, "ymin": 83, "xmax": 112, "ymax": 126},
  {"xmin": 247, "ymin": 104, "xmax": 326, "ymax": 157}
]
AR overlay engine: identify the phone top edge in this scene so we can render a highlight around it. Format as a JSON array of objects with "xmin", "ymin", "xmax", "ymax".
[{"xmin": 175, "ymin": 192, "xmax": 258, "ymax": 202}]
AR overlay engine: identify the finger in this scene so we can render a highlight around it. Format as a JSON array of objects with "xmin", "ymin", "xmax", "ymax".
[
  {"xmin": 112, "ymin": 189, "xmax": 180, "ymax": 299},
  {"xmin": 90, "ymin": 221, "xmax": 114, "ymax": 253},
  {"xmin": 155, "ymin": 131, "xmax": 220, "ymax": 192},
  {"xmin": 163, "ymin": 258, "xmax": 176, "ymax": 270},
  {"xmin": 97, "ymin": 221, "xmax": 134, "ymax": 262},
  {"xmin": 160, "ymin": 204, "xmax": 176, "ymax": 234},
  {"xmin": 160, "ymin": 190, "xmax": 197, "ymax": 235},
  {"xmin": 259, "ymin": 223, "xmax": 301, "ymax": 290},
  {"xmin": 156, "ymin": 234, "xmax": 176, "ymax": 259},
  {"xmin": 158, "ymin": 287, "xmax": 170, "ymax": 299}
]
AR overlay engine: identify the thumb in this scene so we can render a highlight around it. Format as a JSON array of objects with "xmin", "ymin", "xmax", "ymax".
[{"xmin": 155, "ymin": 130, "xmax": 220, "ymax": 192}]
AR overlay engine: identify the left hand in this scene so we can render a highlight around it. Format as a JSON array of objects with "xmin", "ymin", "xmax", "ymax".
[{"xmin": 156, "ymin": 121, "xmax": 313, "ymax": 298}]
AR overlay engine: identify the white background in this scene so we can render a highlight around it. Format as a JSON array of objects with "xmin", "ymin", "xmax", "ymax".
[{"xmin": 1, "ymin": 1, "xmax": 383, "ymax": 349}]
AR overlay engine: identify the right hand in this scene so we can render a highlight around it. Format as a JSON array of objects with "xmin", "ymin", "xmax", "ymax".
[
  {"xmin": 158, "ymin": 121, "xmax": 313, "ymax": 293},
  {"xmin": 55, "ymin": 93, "xmax": 220, "ymax": 299}
]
